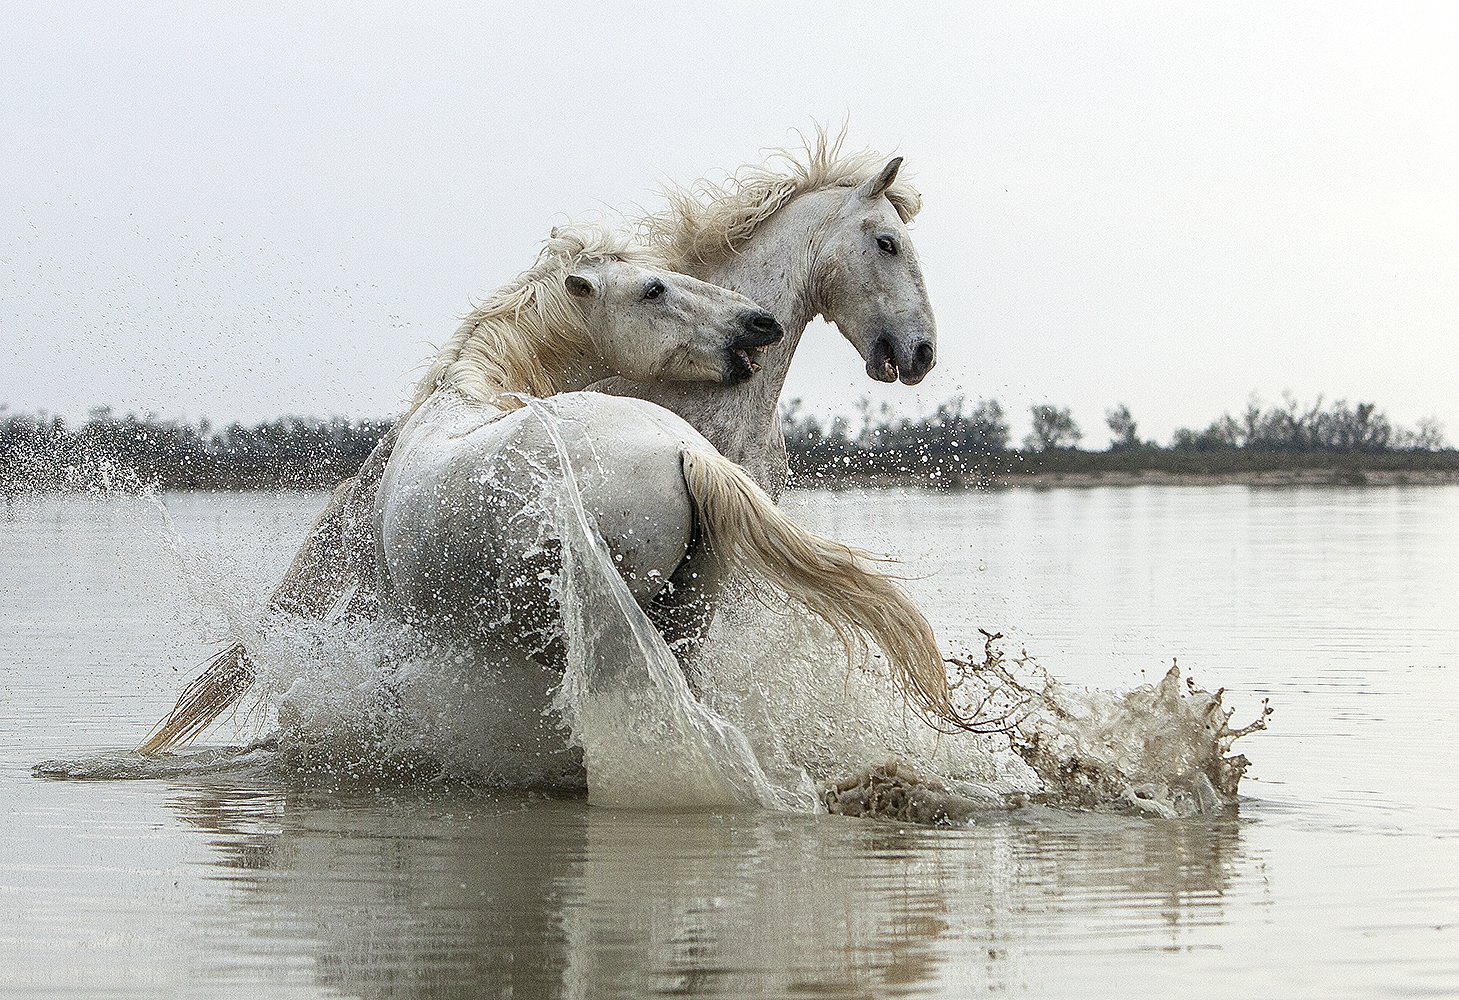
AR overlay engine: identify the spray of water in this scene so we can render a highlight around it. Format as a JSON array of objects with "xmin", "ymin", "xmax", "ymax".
[
  {"xmin": 528, "ymin": 398, "xmax": 816, "ymax": 811},
  {"xmin": 946, "ymin": 633, "xmax": 1273, "ymax": 818}
]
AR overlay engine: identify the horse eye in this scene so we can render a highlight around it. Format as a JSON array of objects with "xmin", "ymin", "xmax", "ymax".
[
  {"xmin": 876, "ymin": 235, "xmax": 898, "ymax": 256},
  {"xmin": 643, "ymin": 279, "xmax": 665, "ymax": 300}
]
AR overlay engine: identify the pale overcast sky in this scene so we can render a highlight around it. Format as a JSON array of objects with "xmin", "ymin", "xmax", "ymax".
[{"xmin": 2, "ymin": 2, "xmax": 1455, "ymax": 444}]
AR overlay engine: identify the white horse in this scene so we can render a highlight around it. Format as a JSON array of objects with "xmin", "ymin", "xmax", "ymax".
[
  {"xmin": 139, "ymin": 133, "xmax": 958, "ymax": 754},
  {"xmin": 370, "ymin": 223, "xmax": 783, "ymax": 655},
  {"xmin": 580, "ymin": 132, "xmax": 941, "ymax": 655},
  {"xmin": 140, "ymin": 223, "xmax": 959, "ymax": 754}
]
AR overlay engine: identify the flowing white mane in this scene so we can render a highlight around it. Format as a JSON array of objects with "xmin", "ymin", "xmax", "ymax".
[
  {"xmin": 414, "ymin": 224, "xmax": 660, "ymax": 407},
  {"xmin": 641, "ymin": 127, "xmax": 923, "ymax": 269}
]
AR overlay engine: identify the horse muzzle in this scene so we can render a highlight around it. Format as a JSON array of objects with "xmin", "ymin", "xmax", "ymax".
[
  {"xmin": 723, "ymin": 309, "xmax": 784, "ymax": 383},
  {"xmin": 866, "ymin": 332, "xmax": 936, "ymax": 386}
]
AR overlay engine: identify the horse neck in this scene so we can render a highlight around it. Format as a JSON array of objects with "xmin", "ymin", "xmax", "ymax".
[
  {"xmin": 690, "ymin": 205, "xmax": 824, "ymax": 411},
  {"xmin": 650, "ymin": 197, "xmax": 829, "ymax": 493}
]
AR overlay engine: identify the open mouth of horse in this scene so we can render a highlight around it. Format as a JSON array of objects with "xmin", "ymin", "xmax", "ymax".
[
  {"xmin": 724, "ymin": 312, "xmax": 783, "ymax": 383},
  {"xmin": 725, "ymin": 343, "xmax": 770, "ymax": 382}
]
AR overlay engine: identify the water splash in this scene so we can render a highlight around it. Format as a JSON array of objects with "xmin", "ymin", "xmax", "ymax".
[
  {"xmin": 34, "ymin": 739, "xmax": 279, "ymax": 781},
  {"xmin": 945, "ymin": 634, "xmax": 1273, "ymax": 818},
  {"xmin": 28, "ymin": 441, "xmax": 1270, "ymax": 820},
  {"xmin": 530, "ymin": 397, "xmax": 813, "ymax": 811},
  {"xmin": 821, "ymin": 759, "xmax": 998, "ymax": 826},
  {"xmin": 252, "ymin": 617, "xmax": 586, "ymax": 792}
]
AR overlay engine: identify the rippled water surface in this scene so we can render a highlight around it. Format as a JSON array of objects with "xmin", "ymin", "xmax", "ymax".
[{"xmin": 3, "ymin": 485, "xmax": 1456, "ymax": 998}]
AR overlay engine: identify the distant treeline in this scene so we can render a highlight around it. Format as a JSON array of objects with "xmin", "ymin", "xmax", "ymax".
[
  {"xmin": 781, "ymin": 394, "xmax": 1454, "ymax": 486},
  {"xmin": 0, "ymin": 406, "xmax": 394, "ymax": 493},
  {"xmin": 1, "ymin": 394, "xmax": 1453, "ymax": 494}
]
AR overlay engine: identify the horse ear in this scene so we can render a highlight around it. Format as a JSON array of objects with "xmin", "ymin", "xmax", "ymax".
[
  {"xmin": 564, "ymin": 273, "xmax": 598, "ymax": 299},
  {"xmin": 859, "ymin": 157, "xmax": 904, "ymax": 201}
]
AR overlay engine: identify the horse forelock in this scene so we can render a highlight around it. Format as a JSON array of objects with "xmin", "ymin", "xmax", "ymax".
[
  {"xmin": 639, "ymin": 125, "xmax": 924, "ymax": 269},
  {"xmin": 414, "ymin": 223, "xmax": 662, "ymax": 408}
]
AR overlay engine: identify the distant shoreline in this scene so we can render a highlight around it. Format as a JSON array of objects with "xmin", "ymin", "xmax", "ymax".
[
  {"xmin": 4, "ymin": 404, "xmax": 1456, "ymax": 495},
  {"xmin": 794, "ymin": 465, "xmax": 1459, "ymax": 491},
  {"xmin": 5, "ymin": 451, "xmax": 1457, "ymax": 496},
  {"xmin": 5, "ymin": 466, "xmax": 1456, "ymax": 498},
  {"xmin": 788, "ymin": 447, "xmax": 1459, "ymax": 491}
]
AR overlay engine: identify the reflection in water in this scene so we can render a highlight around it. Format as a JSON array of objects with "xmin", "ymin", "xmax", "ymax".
[{"xmin": 169, "ymin": 783, "xmax": 1244, "ymax": 998}]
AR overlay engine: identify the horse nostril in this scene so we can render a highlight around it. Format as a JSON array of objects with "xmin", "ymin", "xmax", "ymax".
[
  {"xmin": 913, "ymin": 341, "xmax": 935, "ymax": 370},
  {"xmin": 745, "ymin": 310, "xmax": 778, "ymax": 334}
]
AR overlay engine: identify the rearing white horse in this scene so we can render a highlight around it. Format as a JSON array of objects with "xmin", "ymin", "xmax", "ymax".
[
  {"xmin": 139, "ymin": 133, "xmax": 964, "ymax": 754},
  {"xmin": 372, "ymin": 223, "xmax": 782, "ymax": 652},
  {"xmin": 140, "ymin": 223, "xmax": 962, "ymax": 754}
]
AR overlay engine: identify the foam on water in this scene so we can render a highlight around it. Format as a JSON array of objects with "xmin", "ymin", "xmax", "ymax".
[{"xmin": 29, "ymin": 421, "xmax": 1270, "ymax": 820}]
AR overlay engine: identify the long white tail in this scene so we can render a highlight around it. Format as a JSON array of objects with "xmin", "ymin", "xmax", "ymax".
[{"xmin": 680, "ymin": 448, "xmax": 968, "ymax": 730}]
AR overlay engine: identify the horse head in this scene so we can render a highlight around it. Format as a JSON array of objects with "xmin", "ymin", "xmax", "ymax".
[
  {"xmin": 814, "ymin": 157, "xmax": 937, "ymax": 386},
  {"xmin": 564, "ymin": 263, "xmax": 783, "ymax": 387}
]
